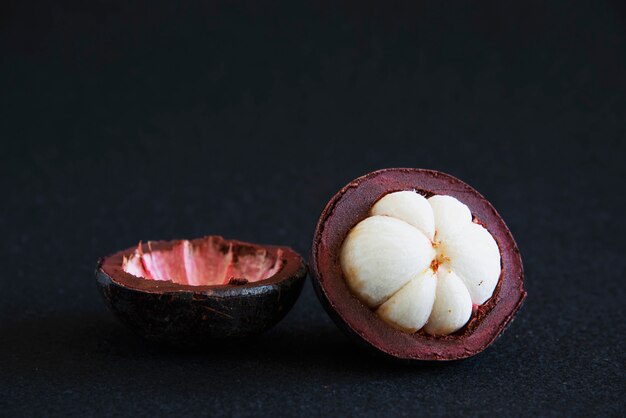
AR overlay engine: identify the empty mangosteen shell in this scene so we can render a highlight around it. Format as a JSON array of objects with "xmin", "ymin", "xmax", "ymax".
[
  {"xmin": 96, "ymin": 237, "xmax": 307, "ymax": 345},
  {"xmin": 311, "ymin": 168, "xmax": 526, "ymax": 361}
]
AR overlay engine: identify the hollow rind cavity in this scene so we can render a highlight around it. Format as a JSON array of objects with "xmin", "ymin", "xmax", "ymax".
[{"xmin": 96, "ymin": 236, "xmax": 307, "ymax": 345}]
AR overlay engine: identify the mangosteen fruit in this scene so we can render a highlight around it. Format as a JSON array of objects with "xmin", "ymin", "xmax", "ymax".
[
  {"xmin": 311, "ymin": 168, "xmax": 526, "ymax": 361},
  {"xmin": 96, "ymin": 236, "xmax": 307, "ymax": 345}
]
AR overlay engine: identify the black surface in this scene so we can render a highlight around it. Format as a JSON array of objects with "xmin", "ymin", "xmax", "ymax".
[{"xmin": 2, "ymin": 1, "xmax": 625, "ymax": 416}]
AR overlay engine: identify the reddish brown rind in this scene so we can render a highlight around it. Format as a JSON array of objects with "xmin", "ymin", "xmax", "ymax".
[
  {"xmin": 311, "ymin": 168, "xmax": 526, "ymax": 361},
  {"xmin": 96, "ymin": 236, "xmax": 307, "ymax": 345}
]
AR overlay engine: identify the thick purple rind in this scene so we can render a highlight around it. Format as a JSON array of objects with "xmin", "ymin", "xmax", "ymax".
[
  {"xmin": 311, "ymin": 168, "xmax": 526, "ymax": 361},
  {"xmin": 95, "ymin": 238, "xmax": 307, "ymax": 345}
]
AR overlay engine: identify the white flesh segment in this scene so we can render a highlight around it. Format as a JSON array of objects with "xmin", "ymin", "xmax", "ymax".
[
  {"xmin": 428, "ymin": 195, "xmax": 472, "ymax": 240},
  {"xmin": 376, "ymin": 269, "xmax": 437, "ymax": 332},
  {"xmin": 423, "ymin": 269, "xmax": 473, "ymax": 335},
  {"xmin": 370, "ymin": 191, "xmax": 435, "ymax": 240},
  {"xmin": 340, "ymin": 215, "xmax": 435, "ymax": 307},
  {"xmin": 441, "ymin": 222, "xmax": 501, "ymax": 305}
]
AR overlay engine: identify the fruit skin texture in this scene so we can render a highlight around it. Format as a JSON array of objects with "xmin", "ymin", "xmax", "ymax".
[
  {"xmin": 96, "ymin": 238, "xmax": 307, "ymax": 345},
  {"xmin": 311, "ymin": 168, "xmax": 526, "ymax": 361}
]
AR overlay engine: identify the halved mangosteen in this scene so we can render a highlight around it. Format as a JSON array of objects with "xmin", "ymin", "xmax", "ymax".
[
  {"xmin": 311, "ymin": 168, "xmax": 526, "ymax": 361},
  {"xmin": 96, "ymin": 236, "xmax": 307, "ymax": 345}
]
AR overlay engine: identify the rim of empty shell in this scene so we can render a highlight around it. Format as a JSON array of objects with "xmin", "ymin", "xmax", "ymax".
[
  {"xmin": 312, "ymin": 168, "xmax": 526, "ymax": 360},
  {"xmin": 99, "ymin": 236, "xmax": 305, "ymax": 293}
]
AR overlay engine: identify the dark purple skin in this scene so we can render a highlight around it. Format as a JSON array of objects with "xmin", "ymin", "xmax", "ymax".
[
  {"xmin": 96, "ymin": 238, "xmax": 307, "ymax": 346},
  {"xmin": 311, "ymin": 168, "xmax": 526, "ymax": 361}
]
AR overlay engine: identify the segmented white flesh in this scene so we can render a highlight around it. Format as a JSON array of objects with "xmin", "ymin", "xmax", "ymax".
[
  {"xmin": 340, "ymin": 216, "xmax": 435, "ymax": 307},
  {"xmin": 340, "ymin": 191, "xmax": 501, "ymax": 335}
]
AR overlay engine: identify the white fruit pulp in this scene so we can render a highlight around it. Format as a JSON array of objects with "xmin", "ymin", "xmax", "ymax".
[{"xmin": 340, "ymin": 191, "xmax": 501, "ymax": 335}]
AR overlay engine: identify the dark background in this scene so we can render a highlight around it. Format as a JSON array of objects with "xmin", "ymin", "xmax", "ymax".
[{"xmin": 2, "ymin": 1, "xmax": 625, "ymax": 416}]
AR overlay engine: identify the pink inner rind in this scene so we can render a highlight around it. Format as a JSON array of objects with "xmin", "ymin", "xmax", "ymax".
[{"xmin": 122, "ymin": 237, "xmax": 284, "ymax": 286}]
